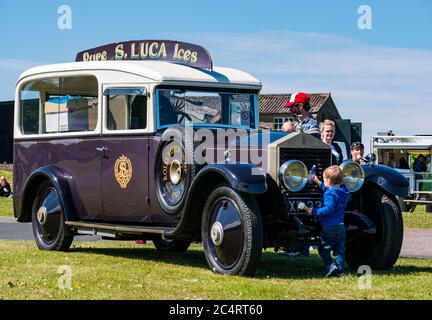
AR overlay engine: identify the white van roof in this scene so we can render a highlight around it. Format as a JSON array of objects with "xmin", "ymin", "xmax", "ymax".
[
  {"xmin": 17, "ymin": 60, "xmax": 262, "ymax": 88},
  {"xmin": 371, "ymin": 135, "xmax": 432, "ymax": 150}
]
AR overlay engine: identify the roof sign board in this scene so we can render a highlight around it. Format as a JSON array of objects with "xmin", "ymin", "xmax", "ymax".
[{"xmin": 75, "ymin": 40, "xmax": 213, "ymax": 70}]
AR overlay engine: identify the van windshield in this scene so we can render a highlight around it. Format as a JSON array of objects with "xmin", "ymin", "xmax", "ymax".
[{"xmin": 157, "ymin": 88, "xmax": 257, "ymax": 129}]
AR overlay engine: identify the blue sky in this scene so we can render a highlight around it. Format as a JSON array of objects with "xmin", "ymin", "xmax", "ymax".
[{"xmin": 1, "ymin": 0, "xmax": 431, "ymax": 143}]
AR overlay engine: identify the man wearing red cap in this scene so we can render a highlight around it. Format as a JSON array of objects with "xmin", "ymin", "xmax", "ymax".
[
  {"xmin": 282, "ymin": 92, "xmax": 320, "ymax": 138},
  {"xmin": 280, "ymin": 92, "xmax": 319, "ymax": 258}
]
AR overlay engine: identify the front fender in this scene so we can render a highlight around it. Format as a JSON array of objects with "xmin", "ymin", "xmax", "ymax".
[
  {"xmin": 194, "ymin": 164, "xmax": 267, "ymax": 194},
  {"xmin": 164, "ymin": 163, "xmax": 267, "ymax": 239},
  {"xmin": 18, "ymin": 165, "xmax": 75, "ymax": 222},
  {"xmin": 362, "ymin": 164, "xmax": 409, "ymax": 198}
]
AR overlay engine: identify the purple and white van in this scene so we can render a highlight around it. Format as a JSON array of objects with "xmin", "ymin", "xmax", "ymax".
[{"xmin": 13, "ymin": 40, "xmax": 408, "ymax": 275}]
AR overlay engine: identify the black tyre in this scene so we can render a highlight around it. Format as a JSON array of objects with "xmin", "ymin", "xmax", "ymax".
[
  {"xmin": 426, "ymin": 204, "xmax": 432, "ymax": 213},
  {"xmin": 155, "ymin": 125, "xmax": 196, "ymax": 215},
  {"xmin": 346, "ymin": 185, "xmax": 403, "ymax": 270},
  {"xmin": 397, "ymin": 196, "xmax": 412, "ymax": 212},
  {"xmin": 31, "ymin": 180, "xmax": 74, "ymax": 251},
  {"xmin": 153, "ymin": 239, "xmax": 191, "ymax": 252},
  {"xmin": 202, "ymin": 185, "xmax": 263, "ymax": 276}
]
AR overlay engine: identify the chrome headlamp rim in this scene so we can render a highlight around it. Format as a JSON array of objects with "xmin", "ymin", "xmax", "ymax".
[
  {"xmin": 278, "ymin": 160, "xmax": 308, "ymax": 192},
  {"xmin": 339, "ymin": 160, "xmax": 365, "ymax": 193}
]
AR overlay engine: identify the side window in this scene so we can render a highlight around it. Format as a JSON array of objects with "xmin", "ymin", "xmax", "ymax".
[
  {"xmin": 59, "ymin": 76, "xmax": 98, "ymax": 132},
  {"xmin": 19, "ymin": 75, "xmax": 99, "ymax": 134},
  {"xmin": 107, "ymin": 94, "xmax": 147, "ymax": 130},
  {"xmin": 20, "ymin": 78, "xmax": 59, "ymax": 134},
  {"xmin": 228, "ymin": 94, "xmax": 254, "ymax": 128}
]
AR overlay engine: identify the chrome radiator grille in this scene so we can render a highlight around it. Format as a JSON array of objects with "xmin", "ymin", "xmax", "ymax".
[{"xmin": 279, "ymin": 148, "xmax": 332, "ymax": 199}]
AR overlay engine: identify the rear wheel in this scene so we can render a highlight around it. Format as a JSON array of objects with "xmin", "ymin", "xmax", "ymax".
[
  {"xmin": 346, "ymin": 186, "xmax": 403, "ymax": 270},
  {"xmin": 153, "ymin": 239, "xmax": 191, "ymax": 252},
  {"xmin": 31, "ymin": 181, "xmax": 74, "ymax": 251},
  {"xmin": 202, "ymin": 185, "xmax": 263, "ymax": 276}
]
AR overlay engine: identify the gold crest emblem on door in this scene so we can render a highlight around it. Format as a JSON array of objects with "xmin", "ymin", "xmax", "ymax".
[{"xmin": 114, "ymin": 155, "xmax": 132, "ymax": 188}]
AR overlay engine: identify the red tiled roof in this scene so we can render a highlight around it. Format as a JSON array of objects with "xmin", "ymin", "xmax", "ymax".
[{"xmin": 258, "ymin": 93, "xmax": 331, "ymax": 115}]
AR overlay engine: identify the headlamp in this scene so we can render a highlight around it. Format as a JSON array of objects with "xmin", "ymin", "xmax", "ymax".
[
  {"xmin": 339, "ymin": 160, "xmax": 365, "ymax": 192},
  {"xmin": 278, "ymin": 160, "xmax": 308, "ymax": 192}
]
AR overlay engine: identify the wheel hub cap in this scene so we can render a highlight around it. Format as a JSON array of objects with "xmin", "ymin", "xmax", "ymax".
[
  {"xmin": 170, "ymin": 159, "xmax": 182, "ymax": 185},
  {"xmin": 36, "ymin": 206, "xmax": 48, "ymax": 225},
  {"xmin": 210, "ymin": 221, "xmax": 224, "ymax": 246}
]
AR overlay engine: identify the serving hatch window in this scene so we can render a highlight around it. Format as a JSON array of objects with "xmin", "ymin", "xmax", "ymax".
[
  {"xmin": 20, "ymin": 75, "xmax": 98, "ymax": 134},
  {"xmin": 157, "ymin": 88, "xmax": 256, "ymax": 129}
]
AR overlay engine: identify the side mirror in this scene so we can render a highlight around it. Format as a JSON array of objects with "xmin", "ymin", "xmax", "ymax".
[{"xmin": 363, "ymin": 153, "xmax": 377, "ymax": 166}]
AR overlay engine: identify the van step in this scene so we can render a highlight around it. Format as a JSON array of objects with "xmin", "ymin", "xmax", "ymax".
[{"xmin": 65, "ymin": 221, "xmax": 174, "ymax": 237}]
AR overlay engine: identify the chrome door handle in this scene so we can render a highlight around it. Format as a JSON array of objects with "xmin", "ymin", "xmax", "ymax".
[{"xmin": 96, "ymin": 146, "xmax": 107, "ymax": 152}]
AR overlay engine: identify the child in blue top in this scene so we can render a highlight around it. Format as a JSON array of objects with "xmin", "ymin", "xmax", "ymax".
[{"xmin": 302, "ymin": 165, "xmax": 350, "ymax": 277}]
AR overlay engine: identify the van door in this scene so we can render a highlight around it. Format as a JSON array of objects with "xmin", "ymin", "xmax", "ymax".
[{"xmin": 100, "ymin": 87, "xmax": 151, "ymax": 223}]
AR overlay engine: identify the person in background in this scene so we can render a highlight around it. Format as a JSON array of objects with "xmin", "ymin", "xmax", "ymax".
[
  {"xmin": 414, "ymin": 154, "xmax": 428, "ymax": 190},
  {"xmin": 0, "ymin": 176, "xmax": 12, "ymax": 197},
  {"xmin": 350, "ymin": 142, "xmax": 365, "ymax": 164},
  {"xmin": 279, "ymin": 108, "xmax": 319, "ymax": 258},
  {"xmin": 301, "ymin": 166, "xmax": 350, "ymax": 277},
  {"xmin": 282, "ymin": 92, "xmax": 320, "ymax": 138},
  {"xmin": 399, "ymin": 157, "xmax": 410, "ymax": 170},
  {"xmin": 320, "ymin": 120, "xmax": 343, "ymax": 165},
  {"xmin": 281, "ymin": 120, "xmax": 295, "ymax": 133},
  {"xmin": 414, "ymin": 154, "xmax": 428, "ymax": 172}
]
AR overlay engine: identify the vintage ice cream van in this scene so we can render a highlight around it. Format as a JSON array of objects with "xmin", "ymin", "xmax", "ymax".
[{"xmin": 14, "ymin": 40, "xmax": 409, "ymax": 275}]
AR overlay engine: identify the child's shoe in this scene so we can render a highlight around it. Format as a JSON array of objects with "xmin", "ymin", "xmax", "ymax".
[{"xmin": 324, "ymin": 263, "xmax": 339, "ymax": 277}]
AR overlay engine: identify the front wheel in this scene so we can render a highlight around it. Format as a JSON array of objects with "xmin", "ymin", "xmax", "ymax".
[
  {"xmin": 31, "ymin": 181, "xmax": 74, "ymax": 251},
  {"xmin": 202, "ymin": 185, "xmax": 263, "ymax": 276},
  {"xmin": 346, "ymin": 186, "xmax": 403, "ymax": 270}
]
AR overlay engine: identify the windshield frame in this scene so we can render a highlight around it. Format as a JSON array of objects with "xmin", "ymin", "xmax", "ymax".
[{"xmin": 154, "ymin": 85, "xmax": 259, "ymax": 130}]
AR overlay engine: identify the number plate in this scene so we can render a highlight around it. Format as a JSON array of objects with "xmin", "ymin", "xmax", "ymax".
[{"xmin": 286, "ymin": 199, "xmax": 323, "ymax": 213}]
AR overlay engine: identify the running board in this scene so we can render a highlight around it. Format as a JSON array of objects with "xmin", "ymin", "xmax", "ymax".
[{"xmin": 65, "ymin": 221, "xmax": 174, "ymax": 239}]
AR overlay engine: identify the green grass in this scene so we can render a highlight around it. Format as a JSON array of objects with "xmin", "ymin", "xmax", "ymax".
[
  {"xmin": 0, "ymin": 241, "xmax": 431, "ymax": 300},
  {"xmin": 0, "ymin": 170, "xmax": 13, "ymax": 217},
  {"xmin": 403, "ymin": 207, "xmax": 432, "ymax": 229}
]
